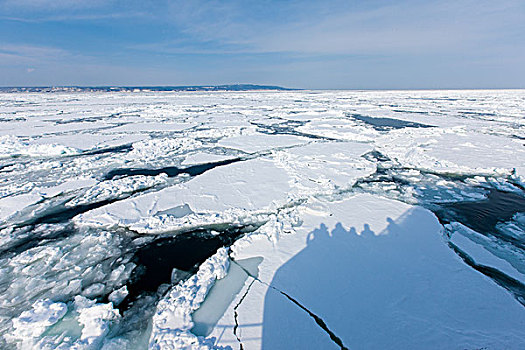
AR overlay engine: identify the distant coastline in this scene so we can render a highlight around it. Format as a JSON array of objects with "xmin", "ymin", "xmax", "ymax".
[{"xmin": 0, "ymin": 84, "xmax": 297, "ymax": 93}]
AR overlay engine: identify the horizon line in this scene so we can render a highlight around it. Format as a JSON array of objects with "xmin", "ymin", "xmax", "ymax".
[{"xmin": 1, "ymin": 85, "xmax": 525, "ymax": 91}]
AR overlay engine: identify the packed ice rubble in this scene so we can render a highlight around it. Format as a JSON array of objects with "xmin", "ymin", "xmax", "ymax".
[
  {"xmin": 375, "ymin": 126, "xmax": 524, "ymax": 176},
  {"xmin": 0, "ymin": 135, "xmax": 80, "ymax": 158},
  {"xmin": 0, "ymin": 90, "xmax": 524, "ymax": 349},
  {"xmin": 6, "ymin": 296, "xmax": 121, "ymax": 349}
]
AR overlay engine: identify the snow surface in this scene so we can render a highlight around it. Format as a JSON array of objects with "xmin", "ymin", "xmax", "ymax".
[
  {"xmin": 181, "ymin": 153, "xmax": 237, "ymax": 166},
  {"xmin": 207, "ymin": 195, "xmax": 525, "ymax": 349},
  {"xmin": 0, "ymin": 90, "xmax": 524, "ymax": 349},
  {"xmin": 217, "ymin": 133, "xmax": 309, "ymax": 154},
  {"xmin": 376, "ymin": 126, "xmax": 524, "ymax": 176}
]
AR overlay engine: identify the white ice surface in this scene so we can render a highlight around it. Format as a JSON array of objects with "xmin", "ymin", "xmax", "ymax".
[
  {"xmin": 181, "ymin": 153, "xmax": 237, "ymax": 166},
  {"xmin": 76, "ymin": 158, "xmax": 296, "ymax": 233},
  {"xmin": 450, "ymin": 227, "xmax": 525, "ymax": 285},
  {"xmin": 75, "ymin": 296, "xmax": 120, "ymax": 344},
  {"xmin": 6, "ymin": 297, "xmax": 121, "ymax": 350},
  {"xmin": 0, "ymin": 177, "xmax": 96, "ymax": 223},
  {"xmin": 0, "ymin": 192, "xmax": 43, "ymax": 222},
  {"xmin": 297, "ymin": 118, "xmax": 379, "ymax": 141},
  {"xmin": 191, "ymin": 257, "xmax": 263, "ymax": 337},
  {"xmin": 447, "ymin": 221, "xmax": 525, "ymax": 285},
  {"xmin": 203, "ymin": 195, "xmax": 525, "ymax": 349},
  {"xmin": 31, "ymin": 133, "xmax": 148, "ymax": 151},
  {"xmin": 376, "ymin": 127, "xmax": 525, "ymax": 177},
  {"xmin": 274, "ymin": 141, "xmax": 375, "ymax": 196},
  {"xmin": 0, "ymin": 120, "xmax": 115, "ymax": 138},
  {"xmin": 66, "ymin": 174, "xmax": 166, "ymax": 207},
  {"xmin": 110, "ymin": 122, "xmax": 196, "ymax": 133},
  {"xmin": 76, "ymin": 142, "xmax": 375, "ymax": 234},
  {"xmin": 1, "ymin": 90, "xmax": 524, "ymax": 350},
  {"xmin": 218, "ymin": 133, "xmax": 309, "ymax": 153},
  {"xmin": 0, "ymin": 135, "xmax": 80, "ymax": 158},
  {"xmin": 6, "ymin": 299, "xmax": 67, "ymax": 345},
  {"xmin": 129, "ymin": 137, "xmax": 202, "ymax": 159}
]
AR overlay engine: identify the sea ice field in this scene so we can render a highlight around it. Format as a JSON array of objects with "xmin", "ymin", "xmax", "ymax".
[{"xmin": 0, "ymin": 89, "xmax": 524, "ymax": 349}]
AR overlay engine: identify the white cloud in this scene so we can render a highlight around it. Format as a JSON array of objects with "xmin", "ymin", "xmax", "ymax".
[
  {"xmin": 136, "ymin": 0, "xmax": 525, "ymax": 57},
  {"xmin": 0, "ymin": 0, "xmax": 110, "ymax": 10},
  {"xmin": 0, "ymin": 44, "xmax": 69, "ymax": 62}
]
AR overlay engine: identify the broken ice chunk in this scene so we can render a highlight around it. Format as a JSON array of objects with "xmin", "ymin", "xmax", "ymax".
[
  {"xmin": 74, "ymin": 296, "xmax": 120, "ymax": 345},
  {"xmin": 7, "ymin": 299, "xmax": 67, "ymax": 344},
  {"xmin": 191, "ymin": 257, "xmax": 263, "ymax": 337},
  {"xmin": 82, "ymin": 283, "xmax": 106, "ymax": 298},
  {"xmin": 108, "ymin": 286, "xmax": 129, "ymax": 306}
]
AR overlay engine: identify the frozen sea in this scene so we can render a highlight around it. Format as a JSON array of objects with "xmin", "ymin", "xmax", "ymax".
[{"xmin": 0, "ymin": 90, "xmax": 524, "ymax": 349}]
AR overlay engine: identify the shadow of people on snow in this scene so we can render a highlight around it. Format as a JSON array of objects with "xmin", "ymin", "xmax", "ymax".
[{"xmin": 259, "ymin": 207, "xmax": 522, "ymax": 349}]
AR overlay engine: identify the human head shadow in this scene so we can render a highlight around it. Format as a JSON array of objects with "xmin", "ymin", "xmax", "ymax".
[{"xmin": 306, "ymin": 221, "xmax": 377, "ymax": 247}]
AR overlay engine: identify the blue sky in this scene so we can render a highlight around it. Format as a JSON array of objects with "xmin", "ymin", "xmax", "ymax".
[{"xmin": 1, "ymin": 0, "xmax": 524, "ymax": 88}]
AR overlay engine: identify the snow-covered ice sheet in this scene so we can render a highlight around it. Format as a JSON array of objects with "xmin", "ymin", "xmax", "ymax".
[
  {"xmin": 204, "ymin": 195, "xmax": 525, "ymax": 349},
  {"xmin": 448, "ymin": 223, "xmax": 525, "ymax": 285},
  {"xmin": 76, "ymin": 158, "xmax": 297, "ymax": 233},
  {"xmin": 181, "ymin": 152, "xmax": 237, "ymax": 166},
  {"xmin": 218, "ymin": 133, "xmax": 309, "ymax": 153},
  {"xmin": 297, "ymin": 118, "xmax": 379, "ymax": 141},
  {"xmin": 376, "ymin": 127, "xmax": 525, "ymax": 177},
  {"xmin": 76, "ymin": 141, "xmax": 375, "ymax": 234},
  {"xmin": 110, "ymin": 122, "xmax": 196, "ymax": 133},
  {"xmin": 273, "ymin": 141, "xmax": 375, "ymax": 196},
  {"xmin": 0, "ymin": 89, "xmax": 524, "ymax": 349}
]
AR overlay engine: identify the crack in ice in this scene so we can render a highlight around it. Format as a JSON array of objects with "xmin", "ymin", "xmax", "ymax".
[
  {"xmin": 232, "ymin": 278, "xmax": 255, "ymax": 350},
  {"xmin": 104, "ymin": 158, "xmax": 242, "ymax": 180},
  {"xmin": 230, "ymin": 257, "xmax": 349, "ymax": 350},
  {"xmin": 447, "ymin": 241, "xmax": 525, "ymax": 306}
]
